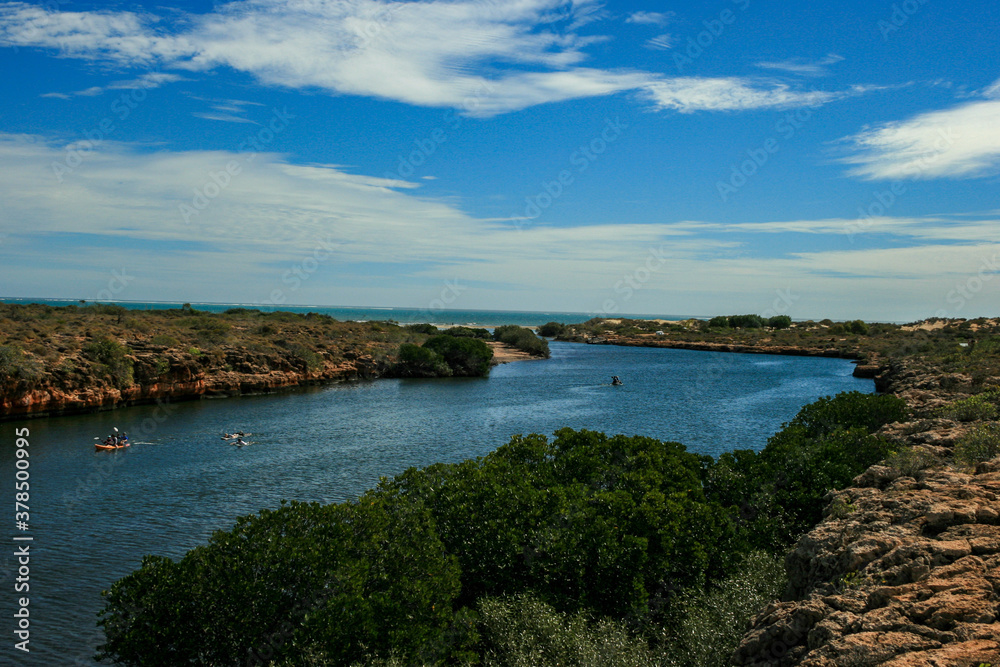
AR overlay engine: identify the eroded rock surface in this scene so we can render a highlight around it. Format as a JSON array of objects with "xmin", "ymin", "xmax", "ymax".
[
  {"xmin": 733, "ymin": 363, "xmax": 1000, "ymax": 666},
  {"xmin": 0, "ymin": 345, "xmax": 380, "ymax": 419}
]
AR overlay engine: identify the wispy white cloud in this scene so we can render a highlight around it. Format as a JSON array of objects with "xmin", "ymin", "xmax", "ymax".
[
  {"xmin": 644, "ymin": 34, "xmax": 673, "ymax": 51},
  {"xmin": 41, "ymin": 70, "xmax": 184, "ymax": 98},
  {"xmin": 755, "ymin": 53, "xmax": 843, "ymax": 77},
  {"xmin": 187, "ymin": 95, "xmax": 266, "ymax": 123},
  {"xmin": 682, "ymin": 214, "xmax": 1000, "ymax": 245},
  {"xmin": 1, "ymin": 0, "xmax": 880, "ymax": 117},
  {"xmin": 108, "ymin": 72, "xmax": 185, "ymax": 89},
  {"xmin": 842, "ymin": 79, "xmax": 1000, "ymax": 180},
  {"xmin": 642, "ymin": 78, "xmax": 870, "ymax": 113},
  {"xmin": 191, "ymin": 112, "xmax": 259, "ymax": 124},
  {"xmin": 625, "ymin": 11, "xmax": 674, "ymax": 26}
]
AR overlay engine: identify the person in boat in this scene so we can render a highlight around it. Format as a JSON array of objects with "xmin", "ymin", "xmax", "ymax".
[
  {"xmin": 611, "ymin": 376, "xmax": 623, "ymax": 385},
  {"xmin": 236, "ymin": 437, "xmax": 246, "ymax": 446}
]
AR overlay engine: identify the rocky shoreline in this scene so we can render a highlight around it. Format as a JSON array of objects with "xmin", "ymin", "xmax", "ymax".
[
  {"xmin": 733, "ymin": 361, "xmax": 1000, "ymax": 666},
  {"xmin": 0, "ymin": 340, "xmax": 539, "ymax": 421},
  {"xmin": 0, "ymin": 344, "xmax": 382, "ymax": 420}
]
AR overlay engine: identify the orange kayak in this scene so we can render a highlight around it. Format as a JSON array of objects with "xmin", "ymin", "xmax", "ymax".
[{"xmin": 95, "ymin": 442, "xmax": 130, "ymax": 451}]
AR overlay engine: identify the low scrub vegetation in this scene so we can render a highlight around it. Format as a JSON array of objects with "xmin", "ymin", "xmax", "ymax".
[
  {"xmin": 493, "ymin": 325, "xmax": 550, "ymax": 357},
  {"xmin": 884, "ymin": 446, "xmax": 939, "ymax": 478},
  {"xmin": 935, "ymin": 390, "xmax": 999, "ymax": 422},
  {"xmin": 0, "ymin": 303, "xmax": 463, "ymax": 396},
  {"xmin": 954, "ymin": 423, "xmax": 1000, "ymax": 467},
  {"xmin": 83, "ymin": 337, "xmax": 134, "ymax": 388},
  {"xmin": 0, "ymin": 344, "xmax": 42, "ymax": 385}
]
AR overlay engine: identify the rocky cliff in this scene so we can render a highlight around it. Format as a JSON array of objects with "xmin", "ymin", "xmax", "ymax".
[
  {"xmin": 733, "ymin": 362, "xmax": 1000, "ymax": 666},
  {"xmin": 0, "ymin": 342, "xmax": 381, "ymax": 420}
]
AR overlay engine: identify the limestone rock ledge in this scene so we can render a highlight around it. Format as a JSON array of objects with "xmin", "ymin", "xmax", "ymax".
[
  {"xmin": 733, "ymin": 363, "xmax": 1000, "ymax": 666},
  {"xmin": 0, "ymin": 347, "xmax": 380, "ymax": 420}
]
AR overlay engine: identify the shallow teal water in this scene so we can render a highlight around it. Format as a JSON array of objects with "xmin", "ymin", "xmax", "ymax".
[{"xmin": 0, "ymin": 342, "xmax": 871, "ymax": 664}]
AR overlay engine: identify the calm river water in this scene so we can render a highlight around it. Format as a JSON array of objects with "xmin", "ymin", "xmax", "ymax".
[{"xmin": 1, "ymin": 342, "xmax": 872, "ymax": 665}]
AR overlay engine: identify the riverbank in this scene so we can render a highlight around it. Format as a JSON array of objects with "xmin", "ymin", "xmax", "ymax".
[
  {"xmin": 733, "ymin": 359, "xmax": 1000, "ymax": 666},
  {"xmin": 553, "ymin": 317, "xmax": 1000, "ymax": 665},
  {"xmin": 0, "ymin": 303, "xmax": 544, "ymax": 420},
  {"xmin": 555, "ymin": 316, "xmax": 1000, "ymax": 381},
  {"xmin": 487, "ymin": 340, "xmax": 545, "ymax": 364}
]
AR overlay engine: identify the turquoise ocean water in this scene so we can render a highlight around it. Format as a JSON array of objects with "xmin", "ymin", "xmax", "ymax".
[{"xmin": 0, "ymin": 297, "xmax": 693, "ymax": 327}]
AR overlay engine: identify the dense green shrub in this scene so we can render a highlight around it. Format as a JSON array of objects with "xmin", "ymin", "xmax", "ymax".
[
  {"xmin": 848, "ymin": 320, "xmax": 869, "ymax": 335},
  {"xmin": 390, "ymin": 343, "xmax": 453, "ymax": 377},
  {"xmin": 98, "ymin": 498, "xmax": 463, "ymax": 666},
  {"xmin": 404, "ymin": 323, "xmax": 439, "ymax": 335},
  {"xmin": 493, "ymin": 325, "xmax": 550, "ymax": 357},
  {"xmin": 378, "ymin": 429, "xmax": 730, "ymax": 624},
  {"xmin": 707, "ymin": 316, "xmax": 729, "ymax": 328},
  {"xmin": 424, "ymin": 335, "xmax": 494, "ymax": 376},
  {"xmin": 83, "ymin": 337, "xmax": 134, "ymax": 388},
  {"xmin": 538, "ymin": 322, "xmax": 566, "ymax": 337},
  {"xmin": 447, "ymin": 326, "xmax": 491, "ymax": 339},
  {"xmin": 388, "ymin": 336, "xmax": 493, "ymax": 378},
  {"xmin": 539, "ymin": 322, "xmax": 567, "ymax": 337},
  {"xmin": 704, "ymin": 392, "xmax": 902, "ymax": 551},
  {"xmin": 196, "ymin": 320, "xmax": 231, "ymax": 342},
  {"xmin": 766, "ymin": 315, "xmax": 792, "ymax": 330},
  {"xmin": 784, "ymin": 391, "xmax": 908, "ymax": 438},
  {"xmin": 954, "ymin": 423, "xmax": 1000, "ymax": 467},
  {"xmin": 727, "ymin": 315, "xmax": 763, "ymax": 329}
]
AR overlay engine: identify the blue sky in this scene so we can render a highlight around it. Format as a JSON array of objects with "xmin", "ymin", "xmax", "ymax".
[{"xmin": 0, "ymin": 0, "xmax": 998, "ymax": 321}]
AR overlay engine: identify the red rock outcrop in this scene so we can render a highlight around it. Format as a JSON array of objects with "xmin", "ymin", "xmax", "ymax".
[{"xmin": 0, "ymin": 345, "xmax": 381, "ymax": 420}]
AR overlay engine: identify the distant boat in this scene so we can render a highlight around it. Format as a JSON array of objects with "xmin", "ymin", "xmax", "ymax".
[{"xmin": 611, "ymin": 376, "xmax": 623, "ymax": 386}]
